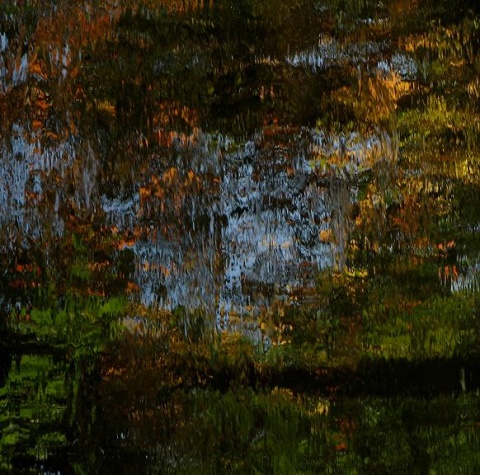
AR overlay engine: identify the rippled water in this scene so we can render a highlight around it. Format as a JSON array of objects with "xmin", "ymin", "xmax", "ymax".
[
  {"xmin": 1, "ymin": 120, "xmax": 397, "ymax": 333},
  {"xmin": 1, "ymin": 0, "xmax": 480, "ymax": 472}
]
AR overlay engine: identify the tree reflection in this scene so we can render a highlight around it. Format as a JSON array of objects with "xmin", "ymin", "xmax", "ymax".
[{"xmin": 1, "ymin": 0, "xmax": 480, "ymax": 472}]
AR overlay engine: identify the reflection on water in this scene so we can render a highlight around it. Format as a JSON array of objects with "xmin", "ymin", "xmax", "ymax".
[
  {"xmin": 1, "ymin": 0, "xmax": 480, "ymax": 472},
  {"xmin": 1, "ymin": 120, "xmax": 395, "ymax": 327}
]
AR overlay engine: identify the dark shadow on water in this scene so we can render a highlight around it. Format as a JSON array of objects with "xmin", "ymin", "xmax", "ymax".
[
  {"xmin": 0, "ymin": 331, "xmax": 12, "ymax": 389},
  {"xmin": 240, "ymin": 355, "xmax": 480, "ymax": 398}
]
